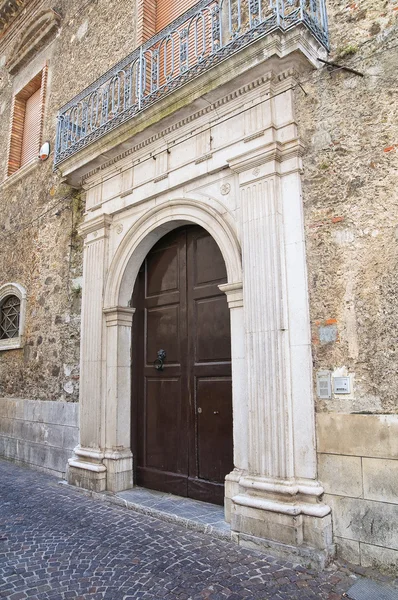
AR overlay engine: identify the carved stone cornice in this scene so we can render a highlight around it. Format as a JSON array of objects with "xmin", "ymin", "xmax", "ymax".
[
  {"xmin": 227, "ymin": 139, "xmax": 305, "ymax": 175},
  {"xmin": 7, "ymin": 8, "xmax": 60, "ymax": 73},
  {"xmin": 59, "ymin": 23, "xmax": 324, "ymax": 186},
  {"xmin": 81, "ymin": 73, "xmax": 275, "ymax": 184}
]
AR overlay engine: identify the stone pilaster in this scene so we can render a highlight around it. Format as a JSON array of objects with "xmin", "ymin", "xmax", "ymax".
[
  {"xmin": 102, "ymin": 306, "xmax": 135, "ymax": 492},
  {"xmin": 228, "ymin": 139, "xmax": 333, "ymax": 566},
  {"xmin": 219, "ymin": 282, "xmax": 247, "ymax": 522},
  {"xmin": 67, "ymin": 214, "xmax": 112, "ymax": 492}
]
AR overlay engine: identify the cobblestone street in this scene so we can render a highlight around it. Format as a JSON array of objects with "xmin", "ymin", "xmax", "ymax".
[{"xmin": 0, "ymin": 459, "xmax": 358, "ymax": 600}]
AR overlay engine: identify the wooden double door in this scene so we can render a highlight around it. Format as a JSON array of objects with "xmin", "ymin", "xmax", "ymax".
[{"xmin": 131, "ymin": 225, "xmax": 233, "ymax": 505}]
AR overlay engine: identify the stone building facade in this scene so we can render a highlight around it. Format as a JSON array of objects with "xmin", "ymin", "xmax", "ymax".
[{"xmin": 0, "ymin": 0, "xmax": 397, "ymax": 572}]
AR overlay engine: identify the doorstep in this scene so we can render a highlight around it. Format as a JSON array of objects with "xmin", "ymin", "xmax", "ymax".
[
  {"xmin": 60, "ymin": 480, "xmax": 231, "ymax": 541},
  {"xmin": 117, "ymin": 487, "xmax": 231, "ymax": 541}
]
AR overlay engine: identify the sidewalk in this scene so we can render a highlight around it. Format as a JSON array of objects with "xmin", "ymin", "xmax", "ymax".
[{"xmin": 0, "ymin": 459, "xmax": 396, "ymax": 600}]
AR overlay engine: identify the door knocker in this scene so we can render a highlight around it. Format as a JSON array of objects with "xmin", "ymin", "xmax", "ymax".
[{"xmin": 154, "ymin": 349, "xmax": 166, "ymax": 371}]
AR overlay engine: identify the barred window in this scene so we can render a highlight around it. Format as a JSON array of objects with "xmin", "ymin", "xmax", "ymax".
[
  {"xmin": 0, "ymin": 295, "xmax": 21, "ymax": 340},
  {"xmin": 0, "ymin": 284, "xmax": 26, "ymax": 350}
]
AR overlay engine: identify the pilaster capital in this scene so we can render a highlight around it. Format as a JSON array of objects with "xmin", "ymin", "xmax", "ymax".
[
  {"xmin": 103, "ymin": 306, "xmax": 136, "ymax": 327},
  {"xmin": 219, "ymin": 282, "xmax": 243, "ymax": 309},
  {"xmin": 78, "ymin": 213, "xmax": 112, "ymax": 240},
  {"xmin": 228, "ymin": 139, "xmax": 305, "ymax": 183}
]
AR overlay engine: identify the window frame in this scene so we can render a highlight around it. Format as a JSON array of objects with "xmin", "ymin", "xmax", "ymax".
[
  {"xmin": 6, "ymin": 65, "xmax": 48, "ymax": 179},
  {"xmin": 0, "ymin": 283, "xmax": 27, "ymax": 351}
]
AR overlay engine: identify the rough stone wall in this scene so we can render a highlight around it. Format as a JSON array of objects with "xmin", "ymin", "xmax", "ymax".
[
  {"xmin": 297, "ymin": 0, "xmax": 398, "ymax": 415},
  {"xmin": 0, "ymin": 0, "xmax": 138, "ymax": 402},
  {"xmin": 297, "ymin": 0, "xmax": 398, "ymax": 571}
]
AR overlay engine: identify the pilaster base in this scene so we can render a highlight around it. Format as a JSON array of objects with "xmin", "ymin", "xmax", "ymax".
[
  {"xmin": 67, "ymin": 462, "xmax": 107, "ymax": 492},
  {"xmin": 103, "ymin": 449, "xmax": 133, "ymax": 492},
  {"xmin": 226, "ymin": 471, "xmax": 335, "ymax": 568},
  {"xmin": 67, "ymin": 446, "xmax": 134, "ymax": 493}
]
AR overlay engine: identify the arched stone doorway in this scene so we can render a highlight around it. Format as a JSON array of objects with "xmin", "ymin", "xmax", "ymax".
[
  {"xmin": 131, "ymin": 225, "xmax": 234, "ymax": 505},
  {"xmin": 67, "ymin": 201, "xmax": 245, "ymax": 502},
  {"xmin": 68, "ymin": 191, "xmax": 332, "ymax": 563}
]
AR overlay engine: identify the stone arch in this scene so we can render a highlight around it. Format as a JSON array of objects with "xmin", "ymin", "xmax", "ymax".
[
  {"xmin": 97, "ymin": 199, "xmax": 247, "ymax": 493},
  {"xmin": 104, "ymin": 199, "xmax": 242, "ymax": 309}
]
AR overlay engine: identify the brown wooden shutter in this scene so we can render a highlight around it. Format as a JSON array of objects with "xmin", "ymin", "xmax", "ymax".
[
  {"xmin": 7, "ymin": 97, "xmax": 26, "ymax": 176},
  {"xmin": 20, "ymin": 87, "xmax": 41, "ymax": 166},
  {"xmin": 155, "ymin": 0, "xmax": 198, "ymax": 32},
  {"xmin": 137, "ymin": 0, "xmax": 157, "ymax": 43},
  {"xmin": 137, "ymin": 0, "xmax": 201, "ymax": 45},
  {"xmin": 7, "ymin": 67, "xmax": 47, "ymax": 177}
]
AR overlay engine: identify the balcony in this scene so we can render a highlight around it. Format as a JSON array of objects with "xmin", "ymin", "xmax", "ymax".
[{"xmin": 54, "ymin": 0, "xmax": 328, "ymax": 168}]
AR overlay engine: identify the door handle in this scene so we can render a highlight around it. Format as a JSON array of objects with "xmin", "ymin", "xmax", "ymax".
[{"xmin": 154, "ymin": 349, "xmax": 166, "ymax": 371}]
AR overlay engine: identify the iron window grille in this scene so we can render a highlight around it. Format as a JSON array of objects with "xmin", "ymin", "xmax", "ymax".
[{"xmin": 0, "ymin": 295, "xmax": 21, "ymax": 340}]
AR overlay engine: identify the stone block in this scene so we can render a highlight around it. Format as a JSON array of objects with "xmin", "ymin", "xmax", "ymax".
[
  {"xmin": 0, "ymin": 397, "xmax": 18, "ymax": 419},
  {"xmin": 325, "ymin": 494, "xmax": 398, "ymax": 550},
  {"xmin": 0, "ymin": 399, "xmax": 78, "ymax": 476},
  {"xmin": 67, "ymin": 465, "xmax": 107, "ymax": 492},
  {"xmin": 335, "ymin": 537, "xmax": 360, "ymax": 565},
  {"xmin": 0, "ymin": 435, "xmax": 69, "ymax": 476},
  {"xmin": 42, "ymin": 400, "xmax": 79, "ymax": 426},
  {"xmin": 231, "ymin": 503, "xmax": 304, "ymax": 546},
  {"xmin": 103, "ymin": 456, "xmax": 133, "ymax": 492},
  {"xmin": 22, "ymin": 420, "xmax": 66, "ymax": 447},
  {"xmin": 318, "ymin": 453, "xmax": 362, "ymax": 497},
  {"xmin": 62, "ymin": 426, "xmax": 79, "ymax": 450},
  {"xmin": 363, "ymin": 458, "xmax": 398, "ymax": 504},
  {"xmin": 224, "ymin": 497, "xmax": 232, "ymax": 523},
  {"xmin": 302, "ymin": 514, "xmax": 333, "ymax": 550},
  {"xmin": 236, "ymin": 532, "xmax": 333, "ymax": 570},
  {"xmin": 360, "ymin": 542, "xmax": 398, "ymax": 574},
  {"xmin": 317, "ymin": 414, "xmax": 398, "ymax": 459}
]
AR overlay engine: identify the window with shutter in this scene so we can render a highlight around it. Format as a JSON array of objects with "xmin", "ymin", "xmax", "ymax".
[
  {"xmin": 137, "ymin": 0, "xmax": 202, "ymax": 90},
  {"xmin": 20, "ymin": 87, "xmax": 42, "ymax": 167},
  {"xmin": 137, "ymin": 0, "xmax": 199, "ymax": 44},
  {"xmin": 155, "ymin": 0, "xmax": 198, "ymax": 33},
  {"xmin": 7, "ymin": 66, "xmax": 47, "ymax": 177}
]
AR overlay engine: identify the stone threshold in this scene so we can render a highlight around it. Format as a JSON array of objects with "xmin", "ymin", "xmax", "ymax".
[{"xmin": 59, "ymin": 482, "xmax": 231, "ymax": 541}]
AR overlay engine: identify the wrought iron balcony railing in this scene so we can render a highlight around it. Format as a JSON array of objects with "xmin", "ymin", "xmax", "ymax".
[{"xmin": 54, "ymin": 0, "xmax": 328, "ymax": 167}]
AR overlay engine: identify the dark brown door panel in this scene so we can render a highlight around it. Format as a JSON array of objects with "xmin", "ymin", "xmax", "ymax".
[{"xmin": 132, "ymin": 225, "xmax": 233, "ymax": 506}]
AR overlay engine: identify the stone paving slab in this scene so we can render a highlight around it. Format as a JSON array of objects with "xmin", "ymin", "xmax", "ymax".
[
  {"xmin": 0, "ymin": 458, "xmax": 386, "ymax": 600},
  {"xmin": 346, "ymin": 578, "xmax": 398, "ymax": 600}
]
